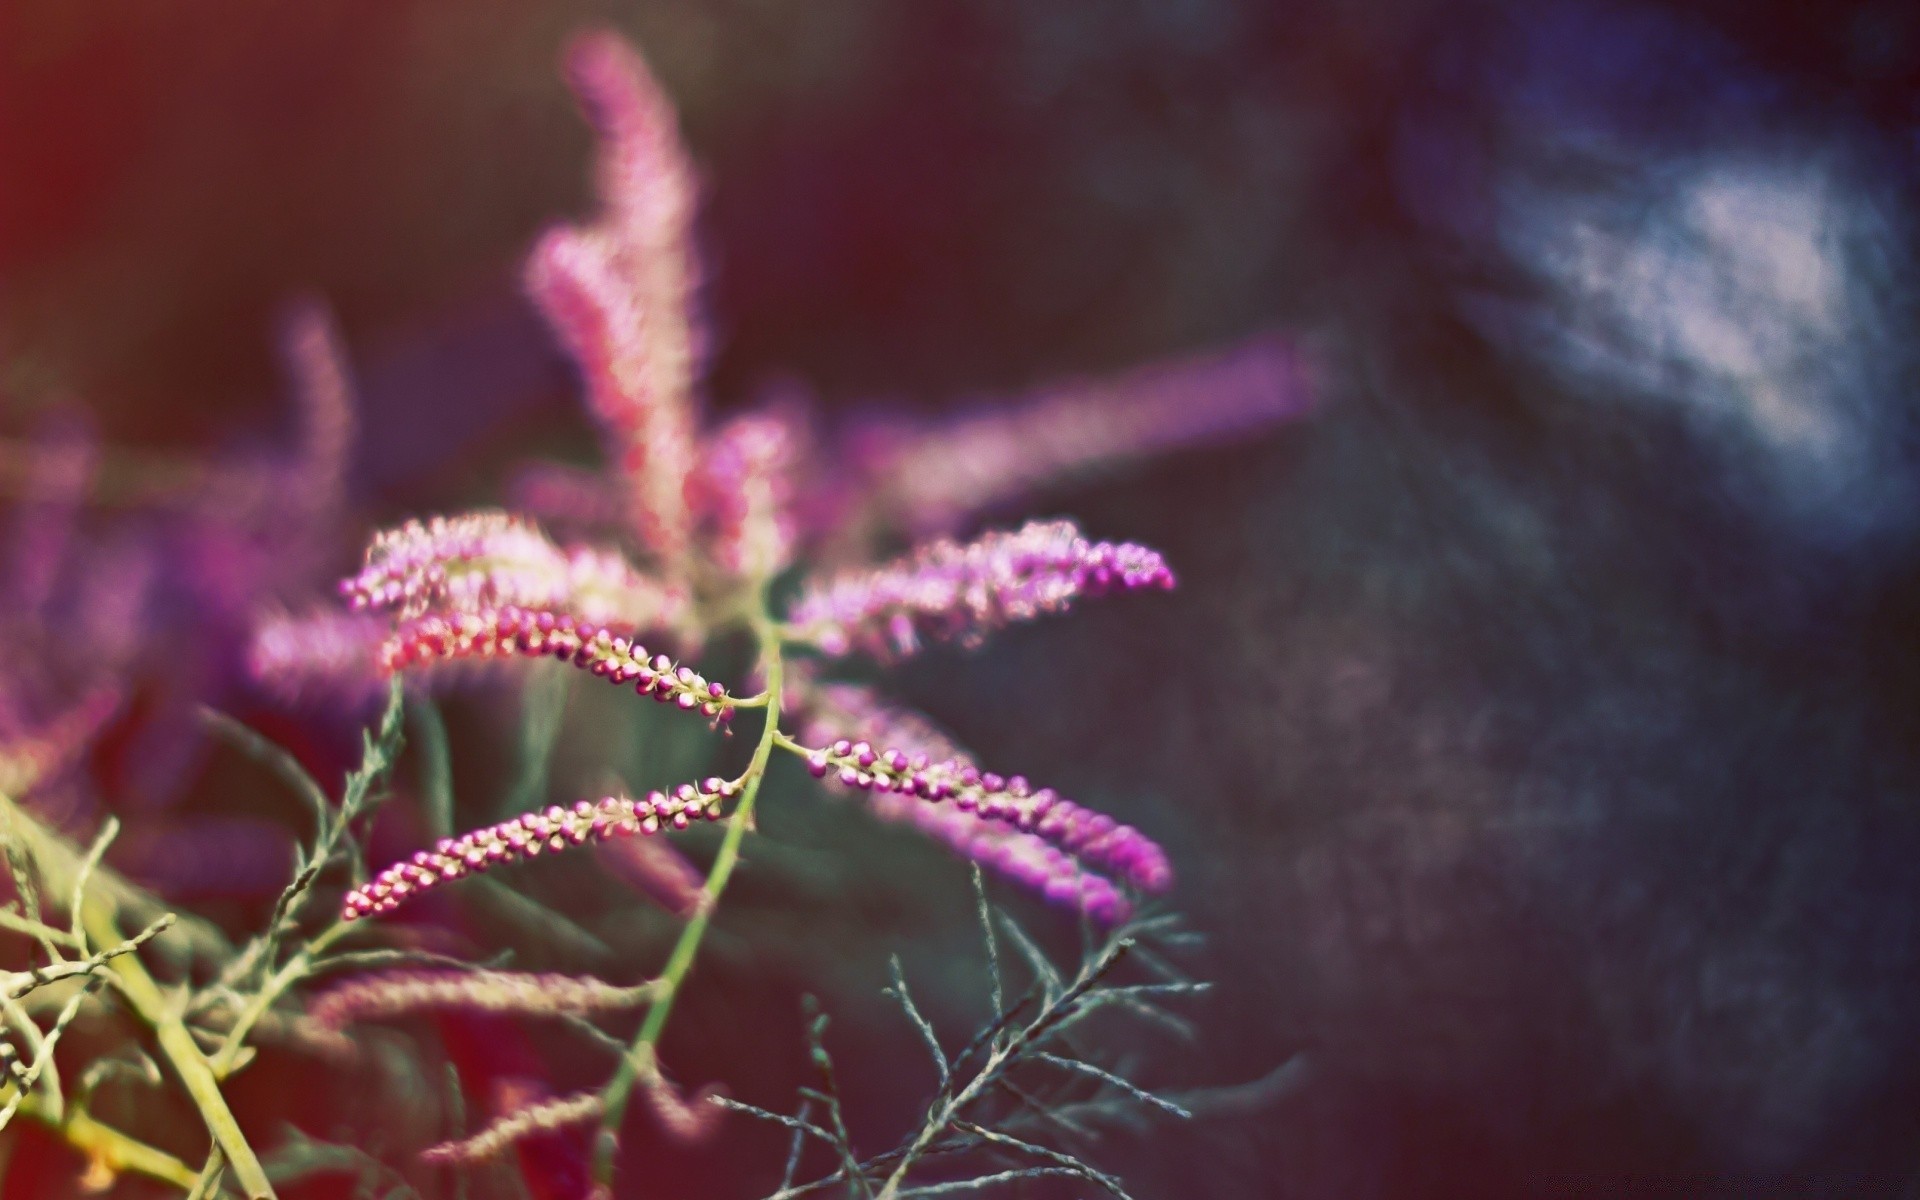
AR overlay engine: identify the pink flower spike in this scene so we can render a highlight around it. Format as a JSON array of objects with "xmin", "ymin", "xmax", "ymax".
[
  {"xmin": 343, "ymin": 784, "xmax": 735, "ymax": 921},
  {"xmin": 247, "ymin": 606, "xmax": 388, "ymax": 705},
  {"xmin": 800, "ymin": 734, "xmax": 1172, "ymax": 898},
  {"xmin": 420, "ymin": 1091, "xmax": 604, "ymax": 1165},
  {"xmin": 277, "ymin": 297, "xmax": 357, "ymax": 524},
  {"xmin": 785, "ymin": 518, "xmax": 1174, "ymax": 660},
  {"xmin": 790, "ymin": 677, "xmax": 1160, "ymax": 923},
  {"xmin": 523, "ymin": 29, "xmax": 704, "ymax": 571},
  {"xmin": 843, "ymin": 333, "xmax": 1316, "ymax": 536},
  {"xmin": 640, "ymin": 1074, "xmax": 724, "ymax": 1145},
  {"xmin": 692, "ymin": 406, "xmax": 803, "ymax": 581},
  {"xmin": 342, "ymin": 511, "xmax": 679, "ymax": 630},
  {"xmin": 375, "ymin": 607, "xmax": 733, "ymax": 720},
  {"xmin": 308, "ymin": 969, "xmax": 653, "ymax": 1032}
]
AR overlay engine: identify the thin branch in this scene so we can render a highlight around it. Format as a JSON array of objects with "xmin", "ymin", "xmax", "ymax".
[
  {"xmin": 67, "ymin": 817, "xmax": 119, "ymax": 952},
  {"xmin": 970, "ymin": 866, "xmax": 1003, "ymax": 1019},
  {"xmin": 886, "ymin": 956, "xmax": 948, "ymax": 1094},
  {"xmin": 1032, "ymin": 1053, "xmax": 1190, "ymax": 1119}
]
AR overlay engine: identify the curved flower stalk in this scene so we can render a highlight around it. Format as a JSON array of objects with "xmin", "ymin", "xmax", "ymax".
[
  {"xmin": 797, "ymin": 739, "xmax": 1170, "ymax": 896},
  {"xmin": 784, "ymin": 517, "xmax": 1175, "ymax": 659},
  {"xmin": 308, "ymin": 969, "xmax": 654, "ymax": 1031},
  {"xmin": 343, "ymin": 510, "xmax": 677, "ymax": 629},
  {"xmin": 343, "ymin": 785, "xmax": 734, "ymax": 919},
  {"xmin": 377, "ymin": 607, "xmax": 735, "ymax": 721},
  {"xmin": 841, "ymin": 332, "xmax": 1316, "ymax": 537},
  {"xmin": 524, "ymin": 30, "xmax": 703, "ymax": 573},
  {"xmin": 789, "ymin": 678, "xmax": 1167, "ymax": 922},
  {"xmin": 637, "ymin": 1072, "xmax": 723, "ymax": 1145}
]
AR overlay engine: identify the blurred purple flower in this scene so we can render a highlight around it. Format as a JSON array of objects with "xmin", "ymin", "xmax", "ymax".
[{"xmin": 785, "ymin": 517, "xmax": 1173, "ymax": 660}]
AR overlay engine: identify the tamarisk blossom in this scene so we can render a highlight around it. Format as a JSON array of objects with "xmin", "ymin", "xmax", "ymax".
[
  {"xmin": 279, "ymin": 298, "xmax": 357, "ymax": 529},
  {"xmin": 692, "ymin": 407, "xmax": 803, "ymax": 580},
  {"xmin": 308, "ymin": 969, "xmax": 653, "ymax": 1031},
  {"xmin": 791, "ymin": 679, "xmax": 1164, "ymax": 923},
  {"xmin": 841, "ymin": 333, "xmax": 1316, "ymax": 537},
  {"xmin": 786, "ymin": 518, "xmax": 1174, "ymax": 660},
  {"xmin": 377, "ymin": 607, "xmax": 734, "ymax": 722},
  {"xmin": 638, "ymin": 1073, "xmax": 723, "ymax": 1145},
  {"xmin": 343, "ymin": 510, "xmax": 677, "ymax": 629},
  {"xmin": 343, "ymin": 784, "xmax": 734, "ymax": 919},
  {"xmin": 422, "ymin": 1090, "xmax": 605, "ymax": 1166},
  {"xmin": 524, "ymin": 32, "xmax": 703, "ymax": 574},
  {"xmin": 247, "ymin": 607, "xmax": 389, "ymax": 705}
]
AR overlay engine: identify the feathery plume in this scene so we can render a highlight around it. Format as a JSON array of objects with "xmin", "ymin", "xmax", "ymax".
[
  {"xmin": 278, "ymin": 297, "xmax": 357, "ymax": 524},
  {"xmin": 639, "ymin": 1073, "xmax": 724, "ymax": 1145},
  {"xmin": 841, "ymin": 333, "xmax": 1314, "ymax": 536},
  {"xmin": 524, "ymin": 30, "xmax": 703, "ymax": 569},
  {"xmin": 421, "ymin": 1090, "xmax": 604, "ymax": 1165},
  {"xmin": 308, "ymin": 969, "xmax": 654, "ymax": 1031},
  {"xmin": 344, "ymin": 784, "xmax": 735, "ymax": 920},
  {"xmin": 693, "ymin": 407, "xmax": 802, "ymax": 581},
  {"xmin": 785, "ymin": 518, "xmax": 1174, "ymax": 659},
  {"xmin": 343, "ymin": 511, "xmax": 679, "ymax": 629},
  {"xmin": 247, "ymin": 607, "xmax": 388, "ymax": 705}
]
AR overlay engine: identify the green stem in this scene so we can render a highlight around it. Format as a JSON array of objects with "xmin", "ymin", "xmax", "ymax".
[
  {"xmin": 85, "ymin": 909, "xmax": 276, "ymax": 1200},
  {"xmin": 592, "ymin": 611, "xmax": 785, "ymax": 1186},
  {"xmin": 53, "ymin": 1106, "xmax": 200, "ymax": 1190},
  {"xmin": 210, "ymin": 918, "xmax": 355, "ymax": 1078}
]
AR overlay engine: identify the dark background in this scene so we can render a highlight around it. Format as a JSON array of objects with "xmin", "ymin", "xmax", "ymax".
[{"xmin": 3, "ymin": 0, "xmax": 1919, "ymax": 1196}]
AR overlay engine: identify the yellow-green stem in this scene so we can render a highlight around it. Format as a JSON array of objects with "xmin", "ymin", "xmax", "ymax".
[
  {"xmin": 209, "ymin": 918, "xmax": 354, "ymax": 1078},
  {"xmin": 55, "ymin": 1106, "xmax": 200, "ymax": 1190},
  {"xmin": 592, "ymin": 611, "xmax": 784, "ymax": 1185},
  {"xmin": 85, "ymin": 909, "xmax": 276, "ymax": 1200}
]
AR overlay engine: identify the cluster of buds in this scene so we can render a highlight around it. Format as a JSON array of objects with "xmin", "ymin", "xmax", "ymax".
[
  {"xmin": 343, "ymin": 783, "xmax": 735, "ymax": 919},
  {"xmin": 865, "ymin": 784, "xmax": 1134, "ymax": 924},
  {"xmin": 785, "ymin": 518, "xmax": 1174, "ymax": 659},
  {"xmin": 342, "ymin": 510, "xmax": 673, "ymax": 630},
  {"xmin": 801, "ymin": 738, "xmax": 1171, "ymax": 896},
  {"xmin": 308, "ymin": 969, "xmax": 653, "ymax": 1032},
  {"xmin": 790, "ymin": 679, "xmax": 1169, "ymax": 923},
  {"xmin": 378, "ymin": 606, "xmax": 734, "ymax": 723}
]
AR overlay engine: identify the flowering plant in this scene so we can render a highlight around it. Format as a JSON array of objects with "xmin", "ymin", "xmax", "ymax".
[{"xmin": 0, "ymin": 25, "xmax": 1309, "ymax": 1200}]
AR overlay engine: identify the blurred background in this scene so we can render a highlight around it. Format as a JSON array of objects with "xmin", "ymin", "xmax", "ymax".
[{"xmin": 3, "ymin": 0, "xmax": 1920, "ymax": 1196}]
